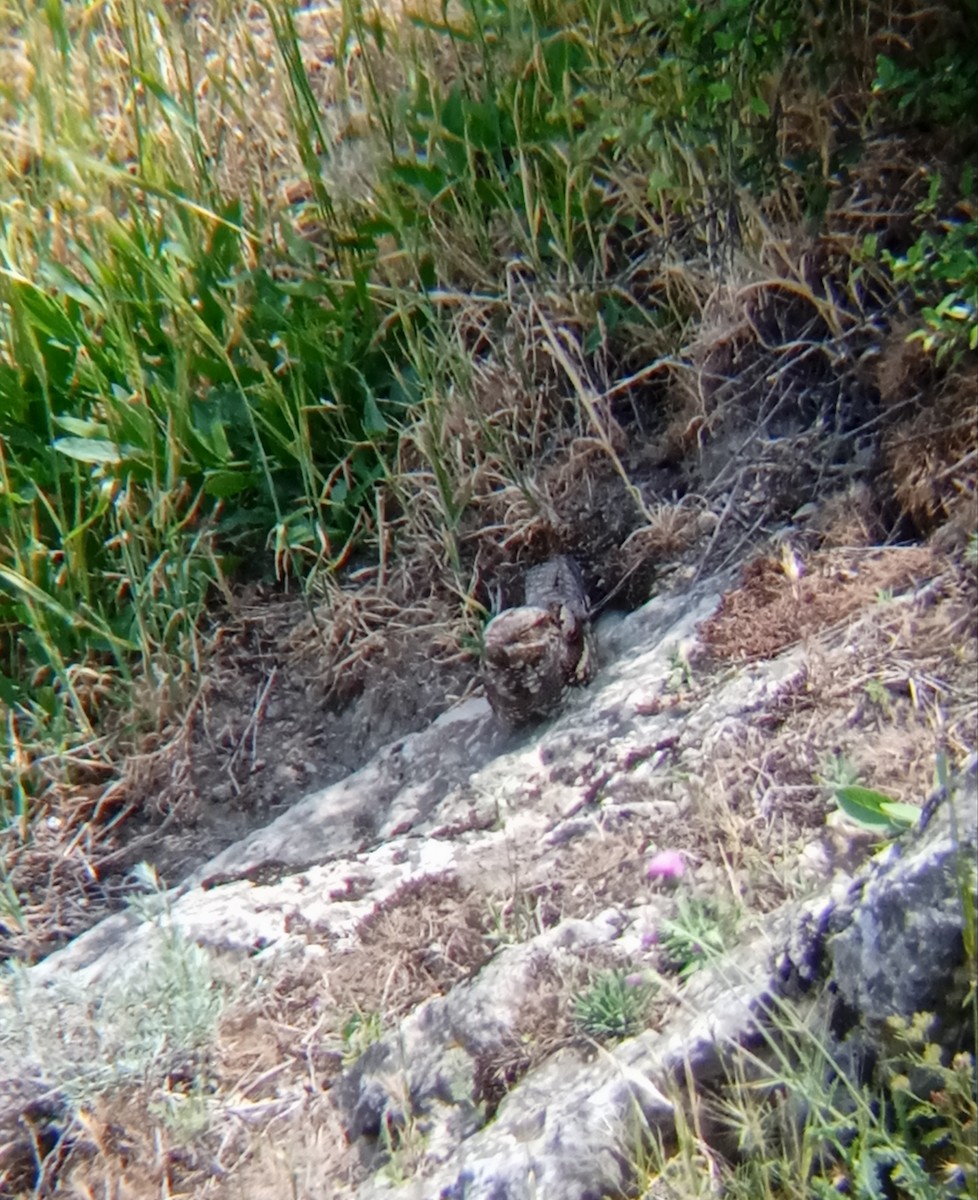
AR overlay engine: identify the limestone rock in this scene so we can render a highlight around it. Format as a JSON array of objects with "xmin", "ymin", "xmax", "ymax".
[{"xmin": 1, "ymin": 569, "xmax": 973, "ymax": 1200}]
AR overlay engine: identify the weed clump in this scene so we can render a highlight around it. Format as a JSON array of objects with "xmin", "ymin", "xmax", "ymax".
[{"xmin": 572, "ymin": 968, "xmax": 655, "ymax": 1041}]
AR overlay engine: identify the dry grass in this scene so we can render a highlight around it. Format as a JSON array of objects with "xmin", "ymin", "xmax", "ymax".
[
  {"xmin": 471, "ymin": 952, "xmax": 582, "ymax": 1117},
  {"xmin": 700, "ymin": 546, "xmax": 937, "ymax": 663},
  {"xmin": 22, "ymin": 1028, "xmax": 360, "ymax": 1200},
  {"xmin": 0, "ymin": 1, "xmax": 348, "ymax": 248},
  {"xmin": 332, "ymin": 873, "xmax": 495, "ymax": 1020},
  {"xmin": 692, "ymin": 550, "xmax": 977, "ymax": 888},
  {"xmin": 883, "ymin": 368, "xmax": 978, "ymax": 533}
]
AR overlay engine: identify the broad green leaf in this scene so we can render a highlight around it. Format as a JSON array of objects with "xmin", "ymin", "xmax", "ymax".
[
  {"xmin": 879, "ymin": 801, "xmax": 921, "ymax": 828},
  {"xmin": 11, "ymin": 282, "xmax": 77, "ymax": 343},
  {"xmin": 53, "ymin": 437, "xmax": 123, "ymax": 465},
  {"xmin": 835, "ymin": 785, "xmax": 898, "ymax": 829},
  {"xmin": 390, "ymin": 161, "xmax": 448, "ymax": 198},
  {"xmin": 53, "ymin": 415, "xmax": 110, "ymax": 439},
  {"xmin": 204, "ymin": 469, "xmax": 253, "ymax": 498},
  {"xmin": 39, "ymin": 262, "xmax": 102, "ymax": 312}
]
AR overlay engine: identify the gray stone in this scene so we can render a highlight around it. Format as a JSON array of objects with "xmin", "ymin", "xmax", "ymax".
[
  {"xmin": 1, "ymin": 571, "xmax": 973, "ymax": 1200},
  {"xmin": 826, "ymin": 766, "xmax": 978, "ymax": 1030}
]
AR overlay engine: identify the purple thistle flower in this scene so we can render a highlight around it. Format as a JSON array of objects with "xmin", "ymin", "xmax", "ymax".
[{"xmin": 646, "ymin": 849, "xmax": 685, "ymax": 883}]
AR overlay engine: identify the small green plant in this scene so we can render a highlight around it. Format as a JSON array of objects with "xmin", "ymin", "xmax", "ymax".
[
  {"xmin": 864, "ymin": 677, "xmax": 893, "ymax": 715},
  {"xmin": 148, "ymin": 1075, "xmax": 213, "ymax": 1142},
  {"xmin": 109, "ymin": 865, "xmax": 226, "ymax": 1082},
  {"xmin": 817, "ymin": 755, "xmax": 919, "ymax": 837},
  {"xmin": 870, "ymin": 169, "xmax": 978, "ymax": 363},
  {"xmin": 0, "ymin": 861, "xmax": 225, "ymax": 1119},
  {"xmin": 376, "ymin": 1074, "xmax": 429, "ymax": 1184},
  {"xmin": 657, "ymin": 896, "xmax": 733, "ymax": 979},
  {"xmin": 572, "ymin": 969, "xmax": 655, "ymax": 1041},
  {"xmin": 486, "ymin": 890, "xmax": 550, "ymax": 947},
  {"xmin": 667, "ymin": 644, "xmax": 694, "ymax": 692},
  {"xmin": 628, "ymin": 998, "xmax": 978, "ymax": 1200},
  {"xmin": 819, "ymin": 752, "xmax": 861, "ymax": 789},
  {"xmin": 342, "ymin": 1008, "xmax": 384, "ymax": 1066},
  {"xmin": 873, "ymin": 49, "xmax": 978, "ymax": 132},
  {"xmin": 875, "ymin": 1013, "xmax": 977, "ymax": 1198}
]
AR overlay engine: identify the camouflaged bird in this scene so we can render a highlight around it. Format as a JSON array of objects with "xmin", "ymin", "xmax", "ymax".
[{"xmin": 482, "ymin": 556, "xmax": 597, "ymax": 725}]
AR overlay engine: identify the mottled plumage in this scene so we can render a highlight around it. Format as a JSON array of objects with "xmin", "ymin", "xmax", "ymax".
[{"xmin": 482, "ymin": 556, "xmax": 596, "ymax": 725}]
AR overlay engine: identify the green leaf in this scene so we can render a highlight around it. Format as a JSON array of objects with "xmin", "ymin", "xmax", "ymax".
[
  {"xmin": 362, "ymin": 390, "xmax": 389, "ymax": 435},
  {"xmin": 203, "ymin": 469, "xmax": 253, "ymax": 498},
  {"xmin": 0, "ymin": 670, "xmax": 23, "ymax": 709},
  {"xmin": 879, "ymin": 800, "xmax": 921, "ymax": 828},
  {"xmin": 133, "ymin": 71, "xmax": 196, "ymax": 131},
  {"xmin": 647, "ymin": 169, "xmax": 674, "ymax": 196},
  {"xmin": 390, "ymin": 161, "xmax": 448, "ymax": 199},
  {"xmin": 52, "ymin": 436, "xmax": 124, "ymax": 465},
  {"xmin": 708, "ymin": 80, "xmax": 733, "ymax": 104},
  {"xmin": 12, "ymin": 282, "xmax": 77, "ymax": 343},
  {"xmin": 834, "ymin": 784, "xmax": 899, "ymax": 829},
  {"xmin": 39, "ymin": 261, "xmax": 102, "ymax": 313},
  {"xmin": 873, "ymin": 54, "xmax": 898, "ymax": 92},
  {"xmin": 53, "ymin": 414, "xmax": 110, "ymax": 439}
]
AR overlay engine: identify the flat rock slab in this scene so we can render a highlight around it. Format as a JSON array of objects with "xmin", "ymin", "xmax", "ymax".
[{"xmin": 29, "ymin": 579, "xmax": 727, "ymax": 988}]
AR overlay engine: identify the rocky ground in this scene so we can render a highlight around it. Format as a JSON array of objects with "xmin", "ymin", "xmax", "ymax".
[{"xmin": 1, "ymin": 520, "xmax": 974, "ymax": 1196}]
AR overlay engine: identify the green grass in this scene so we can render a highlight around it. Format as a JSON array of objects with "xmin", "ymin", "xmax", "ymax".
[
  {"xmin": 0, "ymin": 0, "xmax": 424, "ymax": 832},
  {"xmin": 0, "ymin": 0, "xmax": 974, "ymax": 897},
  {"xmin": 627, "ymin": 1000, "xmax": 977, "ymax": 1200}
]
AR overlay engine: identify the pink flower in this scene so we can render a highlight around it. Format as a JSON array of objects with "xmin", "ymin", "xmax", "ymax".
[{"xmin": 646, "ymin": 850, "xmax": 685, "ymax": 883}]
